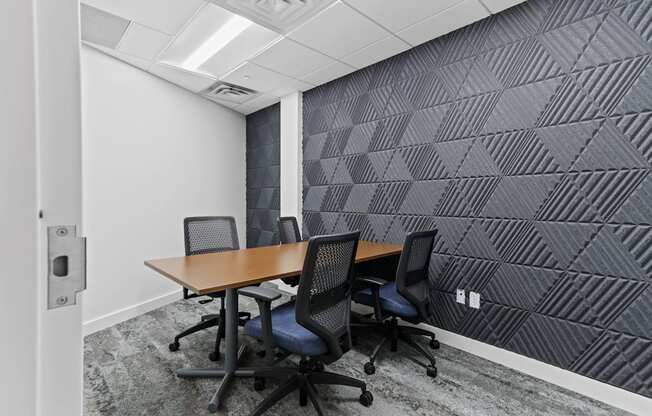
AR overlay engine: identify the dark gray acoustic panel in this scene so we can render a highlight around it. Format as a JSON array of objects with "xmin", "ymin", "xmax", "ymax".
[
  {"xmin": 302, "ymin": 0, "xmax": 652, "ymax": 398},
  {"xmin": 246, "ymin": 104, "xmax": 280, "ymax": 248}
]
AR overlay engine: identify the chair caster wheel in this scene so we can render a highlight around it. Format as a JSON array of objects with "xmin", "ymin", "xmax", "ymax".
[
  {"xmin": 359, "ymin": 390, "xmax": 373, "ymax": 407},
  {"xmin": 363, "ymin": 362, "xmax": 375, "ymax": 375},
  {"xmin": 429, "ymin": 339, "xmax": 440, "ymax": 350},
  {"xmin": 168, "ymin": 342, "xmax": 179, "ymax": 352},
  {"xmin": 426, "ymin": 366, "xmax": 437, "ymax": 378},
  {"xmin": 254, "ymin": 377, "xmax": 265, "ymax": 391},
  {"xmin": 208, "ymin": 351, "xmax": 220, "ymax": 362}
]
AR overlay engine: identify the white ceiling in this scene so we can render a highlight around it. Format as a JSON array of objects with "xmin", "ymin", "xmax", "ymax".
[{"xmin": 81, "ymin": 0, "xmax": 527, "ymax": 115}]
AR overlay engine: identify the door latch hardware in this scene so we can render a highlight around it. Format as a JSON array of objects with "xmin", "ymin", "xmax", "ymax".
[{"xmin": 47, "ymin": 226, "xmax": 86, "ymax": 309}]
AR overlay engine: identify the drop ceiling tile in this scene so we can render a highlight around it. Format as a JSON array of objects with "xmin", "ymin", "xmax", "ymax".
[
  {"xmin": 271, "ymin": 79, "xmax": 316, "ymax": 97},
  {"xmin": 84, "ymin": 43, "xmax": 151, "ymax": 71},
  {"xmin": 341, "ymin": 35, "xmax": 411, "ymax": 69},
  {"xmin": 149, "ymin": 62, "xmax": 217, "ymax": 92},
  {"xmin": 117, "ymin": 23, "xmax": 171, "ymax": 61},
  {"xmin": 198, "ymin": 25, "xmax": 281, "ymax": 78},
  {"xmin": 81, "ymin": 0, "xmax": 205, "ymax": 35},
  {"xmin": 301, "ymin": 61, "xmax": 356, "ymax": 85},
  {"xmin": 397, "ymin": 0, "xmax": 490, "ymax": 46},
  {"xmin": 236, "ymin": 94, "xmax": 281, "ymax": 114},
  {"xmin": 80, "ymin": 4, "xmax": 130, "ymax": 49},
  {"xmin": 343, "ymin": 0, "xmax": 463, "ymax": 32},
  {"xmin": 480, "ymin": 0, "xmax": 527, "ymax": 14},
  {"xmin": 287, "ymin": 1, "xmax": 389, "ymax": 59},
  {"xmin": 239, "ymin": 105, "xmax": 264, "ymax": 115},
  {"xmin": 209, "ymin": 97, "xmax": 242, "ymax": 111},
  {"xmin": 252, "ymin": 38, "xmax": 336, "ymax": 79},
  {"xmin": 221, "ymin": 62, "xmax": 311, "ymax": 94}
]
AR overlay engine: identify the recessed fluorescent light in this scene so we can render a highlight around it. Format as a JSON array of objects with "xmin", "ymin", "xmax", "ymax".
[{"xmin": 183, "ymin": 15, "xmax": 252, "ymax": 70}]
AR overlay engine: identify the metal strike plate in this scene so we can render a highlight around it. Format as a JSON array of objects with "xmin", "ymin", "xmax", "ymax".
[{"xmin": 48, "ymin": 226, "xmax": 86, "ymax": 309}]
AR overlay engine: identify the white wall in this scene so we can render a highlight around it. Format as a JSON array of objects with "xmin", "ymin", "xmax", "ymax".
[
  {"xmin": 275, "ymin": 93, "xmax": 304, "ymax": 294},
  {"xmin": 81, "ymin": 46, "xmax": 246, "ymax": 331},
  {"xmin": 280, "ymin": 92, "xmax": 303, "ymax": 226}
]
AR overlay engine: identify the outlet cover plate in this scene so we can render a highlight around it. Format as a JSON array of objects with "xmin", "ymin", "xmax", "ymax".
[
  {"xmin": 470, "ymin": 292, "xmax": 481, "ymax": 309},
  {"xmin": 456, "ymin": 289, "xmax": 465, "ymax": 305}
]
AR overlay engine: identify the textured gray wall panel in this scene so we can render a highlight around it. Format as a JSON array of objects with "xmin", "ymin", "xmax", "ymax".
[
  {"xmin": 302, "ymin": 0, "xmax": 652, "ymax": 397},
  {"xmin": 246, "ymin": 104, "xmax": 280, "ymax": 247}
]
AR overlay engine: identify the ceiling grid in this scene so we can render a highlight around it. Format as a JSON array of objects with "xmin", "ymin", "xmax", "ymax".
[{"xmin": 81, "ymin": 0, "xmax": 527, "ymax": 114}]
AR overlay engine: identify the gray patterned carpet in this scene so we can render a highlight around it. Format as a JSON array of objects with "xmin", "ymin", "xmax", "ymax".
[{"xmin": 84, "ymin": 292, "xmax": 632, "ymax": 416}]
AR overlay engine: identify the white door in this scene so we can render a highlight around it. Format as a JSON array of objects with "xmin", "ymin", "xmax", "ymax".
[{"xmin": 1, "ymin": 1, "xmax": 84, "ymax": 415}]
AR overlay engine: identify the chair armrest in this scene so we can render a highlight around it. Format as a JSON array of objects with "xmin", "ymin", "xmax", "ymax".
[
  {"xmin": 356, "ymin": 276, "xmax": 387, "ymax": 322},
  {"xmin": 239, "ymin": 286, "xmax": 280, "ymax": 366},
  {"xmin": 238, "ymin": 286, "xmax": 281, "ymax": 302},
  {"xmin": 357, "ymin": 275, "xmax": 389, "ymax": 287}
]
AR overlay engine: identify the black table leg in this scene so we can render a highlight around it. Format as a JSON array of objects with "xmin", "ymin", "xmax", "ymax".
[{"xmin": 175, "ymin": 288, "xmax": 243, "ymax": 413}]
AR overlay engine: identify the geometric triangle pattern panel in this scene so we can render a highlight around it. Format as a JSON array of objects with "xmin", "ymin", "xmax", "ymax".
[
  {"xmin": 302, "ymin": 0, "xmax": 652, "ymax": 398},
  {"xmin": 247, "ymin": 104, "xmax": 280, "ymax": 247}
]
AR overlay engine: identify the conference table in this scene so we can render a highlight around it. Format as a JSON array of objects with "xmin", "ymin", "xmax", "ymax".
[{"xmin": 145, "ymin": 239, "xmax": 402, "ymax": 413}]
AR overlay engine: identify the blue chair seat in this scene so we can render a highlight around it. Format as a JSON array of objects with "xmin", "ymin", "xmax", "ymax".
[
  {"xmin": 244, "ymin": 302, "xmax": 328, "ymax": 357},
  {"xmin": 354, "ymin": 282, "xmax": 418, "ymax": 318}
]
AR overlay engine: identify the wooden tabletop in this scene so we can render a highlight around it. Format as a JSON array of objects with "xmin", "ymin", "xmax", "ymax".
[{"xmin": 145, "ymin": 240, "xmax": 402, "ymax": 295}]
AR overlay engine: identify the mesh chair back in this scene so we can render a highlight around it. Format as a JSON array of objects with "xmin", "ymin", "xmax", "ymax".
[
  {"xmin": 396, "ymin": 230, "xmax": 437, "ymax": 321},
  {"xmin": 296, "ymin": 231, "xmax": 360, "ymax": 363},
  {"xmin": 278, "ymin": 216, "xmax": 301, "ymax": 244},
  {"xmin": 184, "ymin": 216, "xmax": 239, "ymax": 256}
]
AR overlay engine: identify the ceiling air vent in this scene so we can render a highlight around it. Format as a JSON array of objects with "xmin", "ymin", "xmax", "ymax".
[{"xmin": 202, "ymin": 82, "xmax": 259, "ymax": 104}]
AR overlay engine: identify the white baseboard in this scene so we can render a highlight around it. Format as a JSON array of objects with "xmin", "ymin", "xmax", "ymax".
[
  {"xmin": 347, "ymin": 303, "xmax": 649, "ymax": 415},
  {"xmin": 82, "ymin": 290, "xmax": 181, "ymax": 336},
  {"xmin": 419, "ymin": 322, "xmax": 651, "ymax": 416}
]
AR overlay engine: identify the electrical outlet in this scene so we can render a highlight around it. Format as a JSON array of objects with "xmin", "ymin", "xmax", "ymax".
[
  {"xmin": 469, "ymin": 292, "xmax": 481, "ymax": 309},
  {"xmin": 456, "ymin": 289, "xmax": 465, "ymax": 304}
]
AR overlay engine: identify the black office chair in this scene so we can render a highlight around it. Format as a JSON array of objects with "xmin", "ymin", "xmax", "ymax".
[
  {"xmin": 278, "ymin": 216, "xmax": 301, "ymax": 244},
  {"xmin": 169, "ymin": 216, "xmax": 258, "ymax": 361},
  {"xmin": 244, "ymin": 231, "xmax": 374, "ymax": 415},
  {"xmin": 353, "ymin": 230, "xmax": 440, "ymax": 377},
  {"xmin": 277, "ymin": 216, "xmax": 302, "ymax": 287}
]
